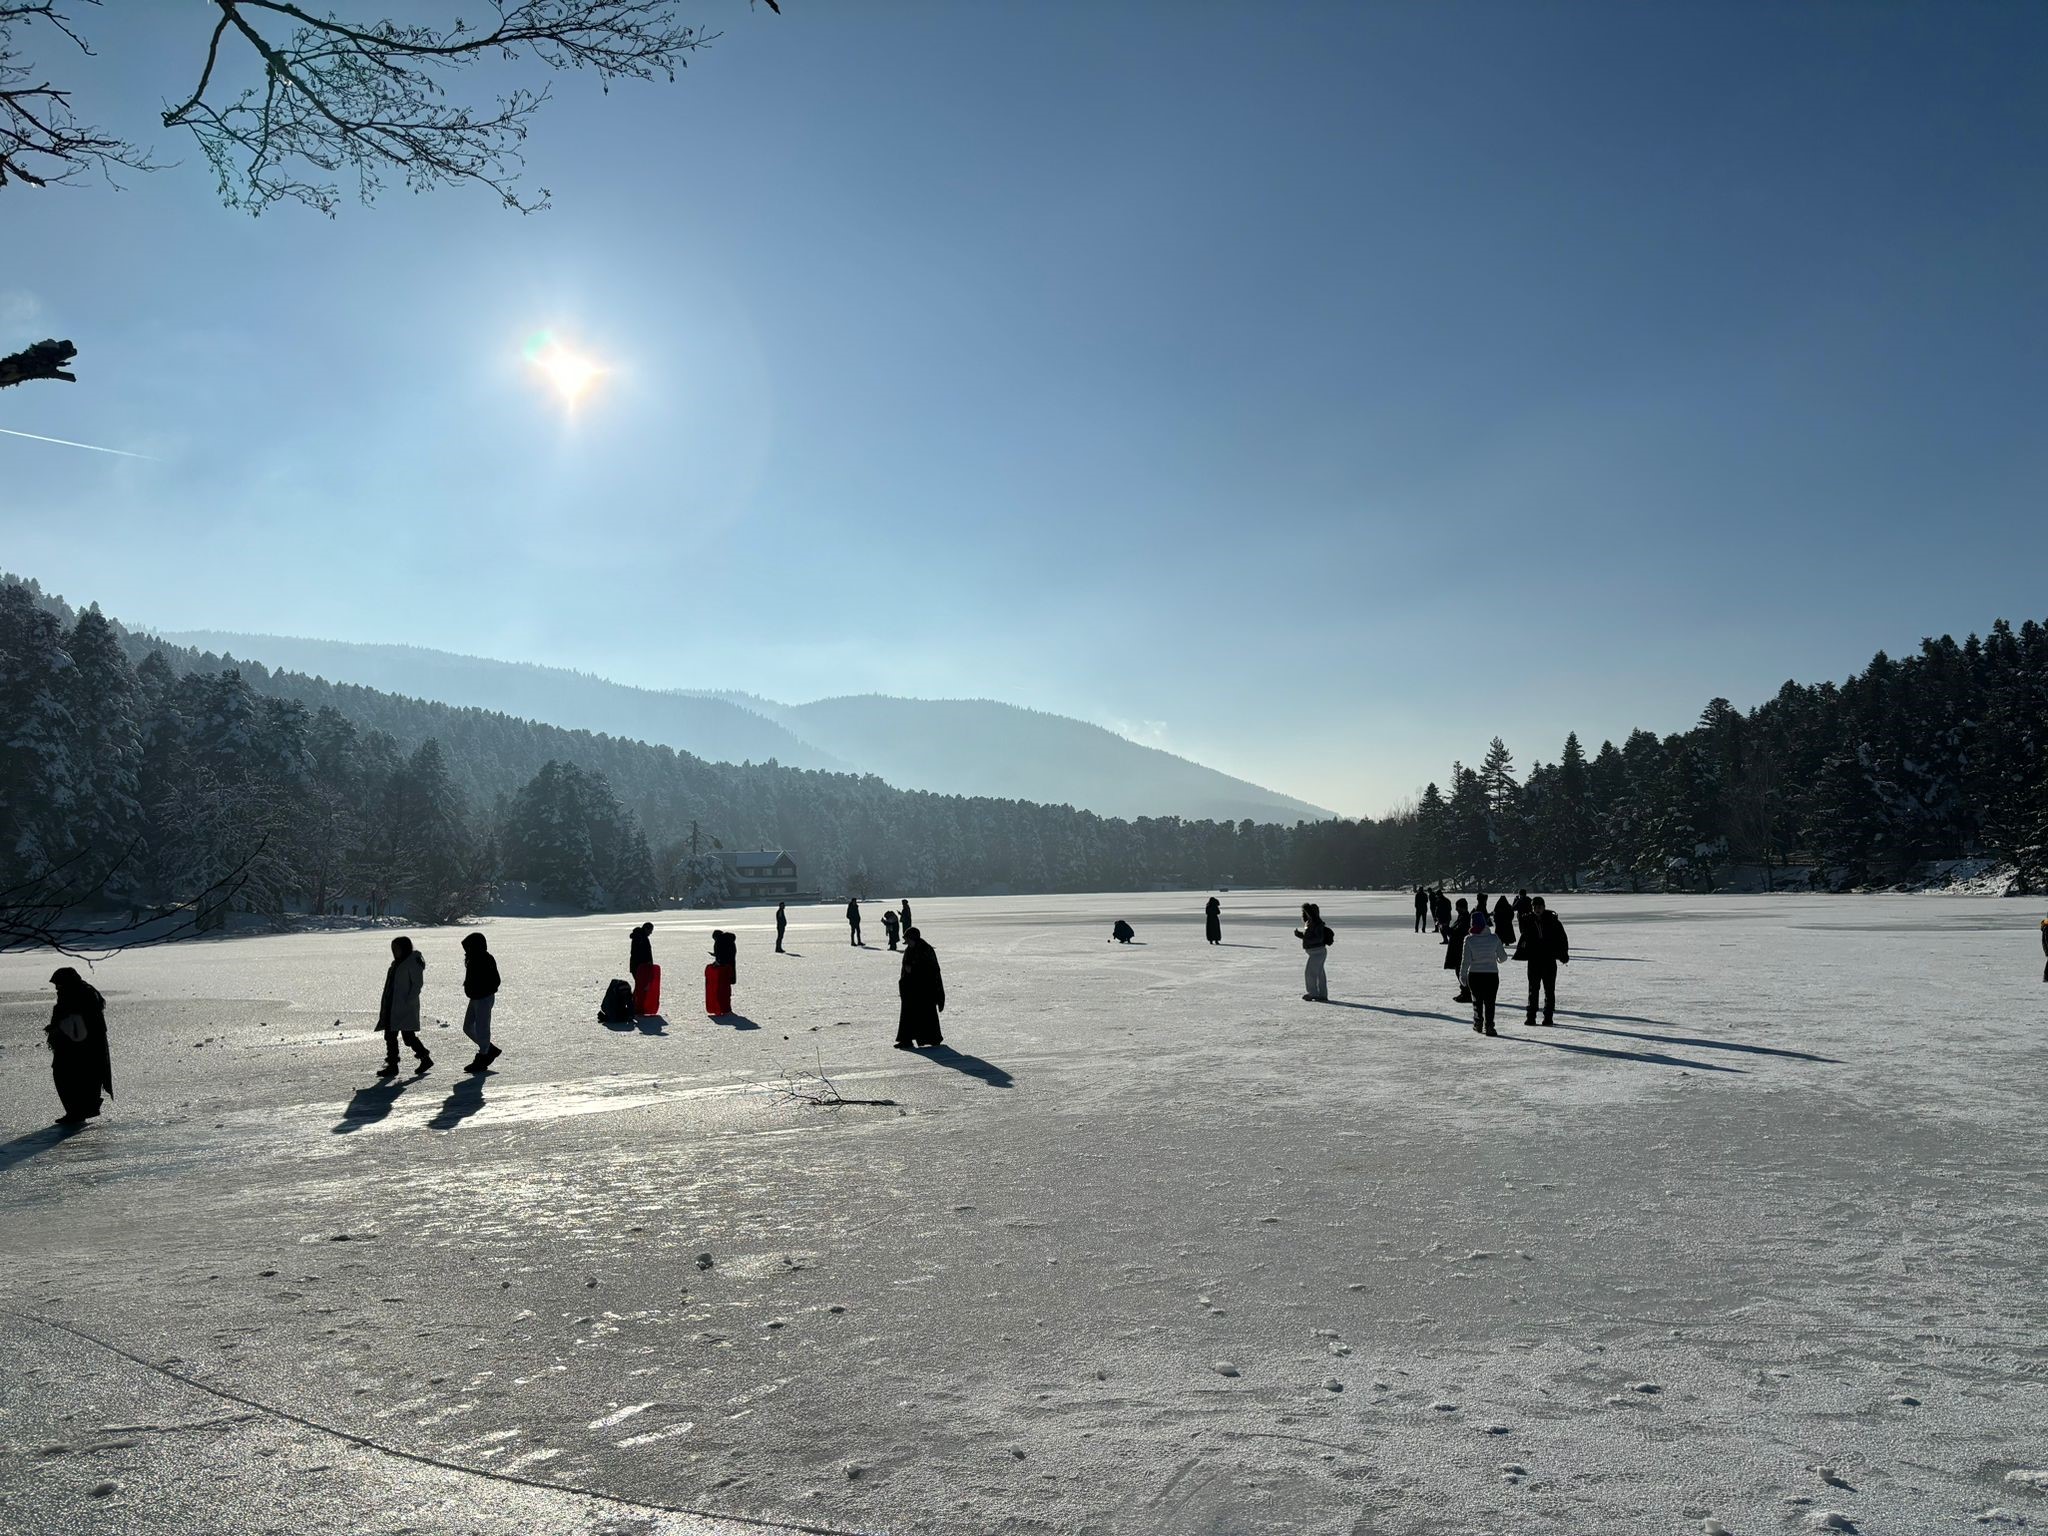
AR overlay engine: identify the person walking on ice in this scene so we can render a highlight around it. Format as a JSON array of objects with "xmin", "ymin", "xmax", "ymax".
[
  {"xmin": 45, "ymin": 968, "xmax": 113, "ymax": 1126},
  {"xmin": 1295, "ymin": 902, "xmax": 1333, "ymax": 1002},
  {"xmin": 1413, "ymin": 886, "xmax": 1429, "ymax": 934},
  {"xmin": 1460, "ymin": 910, "xmax": 1506, "ymax": 1036},
  {"xmin": 1205, "ymin": 895, "xmax": 1223, "ymax": 945},
  {"xmin": 899, "ymin": 898, "xmax": 912, "ymax": 936},
  {"xmin": 460, "ymin": 931, "xmax": 501, "ymax": 1073},
  {"xmin": 1518, "ymin": 896, "xmax": 1570, "ymax": 1026},
  {"xmin": 1444, "ymin": 897, "xmax": 1472, "ymax": 1002},
  {"xmin": 846, "ymin": 897, "xmax": 863, "ymax": 947},
  {"xmin": 775, "ymin": 900, "xmax": 788, "ymax": 954},
  {"xmin": 375, "ymin": 936, "xmax": 432, "ymax": 1077},
  {"xmin": 1492, "ymin": 893, "xmax": 1516, "ymax": 949},
  {"xmin": 895, "ymin": 926, "xmax": 946, "ymax": 1050}
]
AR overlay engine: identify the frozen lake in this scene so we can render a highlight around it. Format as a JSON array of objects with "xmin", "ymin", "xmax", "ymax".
[{"xmin": 2, "ymin": 891, "xmax": 2043, "ymax": 1534}]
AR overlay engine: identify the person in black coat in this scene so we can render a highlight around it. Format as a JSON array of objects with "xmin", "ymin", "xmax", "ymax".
[
  {"xmin": 1492, "ymin": 894, "xmax": 1516, "ymax": 949},
  {"xmin": 775, "ymin": 901, "xmax": 787, "ymax": 954},
  {"xmin": 45, "ymin": 968, "xmax": 113, "ymax": 1126},
  {"xmin": 895, "ymin": 927, "xmax": 945, "ymax": 1049},
  {"xmin": 1518, "ymin": 897, "xmax": 1570, "ymax": 1025},
  {"xmin": 1444, "ymin": 898, "xmax": 1472, "ymax": 1002},
  {"xmin": 1432, "ymin": 888, "xmax": 1452, "ymax": 942},
  {"xmin": 1111, "ymin": 919, "xmax": 1136, "ymax": 944},
  {"xmin": 882, "ymin": 909, "xmax": 901, "ymax": 951},
  {"xmin": 460, "ymin": 931, "xmax": 502, "ymax": 1074},
  {"xmin": 1205, "ymin": 896, "xmax": 1222, "ymax": 945},
  {"xmin": 846, "ymin": 898, "xmax": 863, "ymax": 947},
  {"xmin": 712, "ymin": 928, "xmax": 738, "ymax": 986},
  {"xmin": 899, "ymin": 899, "xmax": 913, "ymax": 937},
  {"xmin": 1413, "ymin": 886, "xmax": 1429, "ymax": 934}
]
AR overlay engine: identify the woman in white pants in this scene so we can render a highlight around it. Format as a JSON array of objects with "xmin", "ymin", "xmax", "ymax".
[{"xmin": 1294, "ymin": 902, "xmax": 1333, "ymax": 1002}]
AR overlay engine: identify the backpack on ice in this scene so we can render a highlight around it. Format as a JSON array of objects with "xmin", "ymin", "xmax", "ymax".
[{"xmin": 599, "ymin": 977, "xmax": 635, "ymax": 1023}]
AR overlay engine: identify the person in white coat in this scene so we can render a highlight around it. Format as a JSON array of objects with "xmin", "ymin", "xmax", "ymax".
[
  {"xmin": 375, "ymin": 935, "xmax": 433, "ymax": 1077},
  {"xmin": 1458, "ymin": 910, "xmax": 1507, "ymax": 1037}
]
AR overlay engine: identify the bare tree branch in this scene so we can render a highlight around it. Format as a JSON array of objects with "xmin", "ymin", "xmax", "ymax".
[
  {"xmin": 0, "ymin": 837, "xmax": 268, "ymax": 961},
  {"xmin": 0, "ymin": 2, "xmax": 152, "ymax": 188}
]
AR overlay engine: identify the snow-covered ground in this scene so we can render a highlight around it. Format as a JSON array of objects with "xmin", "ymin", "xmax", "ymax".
[{"xmin": 1, "ymin": 892, "xmax": 2043, "ymax": 1535}]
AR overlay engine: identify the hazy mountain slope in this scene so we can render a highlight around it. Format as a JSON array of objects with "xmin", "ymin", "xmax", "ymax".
[
  {"xmin": 165, "ymin": 632, "xmax": 1328, "ymax": 823},
  {"xmin": 757, "ymin": 694, "xmax": 1330, "ymax": 824},
  {"xmin": 163, "ymin": 632, "xmax": 845, "ymax": 772}
]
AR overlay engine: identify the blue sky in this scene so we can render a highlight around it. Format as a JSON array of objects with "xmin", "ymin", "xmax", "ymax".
[{"xmin": 3, "ymin": 1, "xmax": 2044, "ymax": 816}]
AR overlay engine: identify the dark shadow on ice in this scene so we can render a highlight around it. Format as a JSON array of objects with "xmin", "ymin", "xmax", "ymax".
[
  {"xmin": 1555, "ymin": 1015, "xmax": 1838, "ymax": 1063},
  {"xmin": 1321, "ymin": 1000, "xmax": 1466, "ymax": 1023},
  {"xmin": 918, "ymin": 1045, "xmax": 1013, "ymax": 1087},
  {"xmin": 713, "ymin": 1012, "xmax": 762, "ymax": 1031},
  {"xmin": 1502, "ymin": 1033, "xmax": 1744, "ymax": 1074},
  {"xmin": 0, "ymin": 1121, "xmax": 87, "ymax": 1171},
  {"xmin": 1212, "ymin": 942, "xmax": 1277, "ymax": 950},
  {"xmin": 427, "ymin": 1075, "xmax": 487, "ymax": 1131},
  {"xmin": 334, "ymin": 1078, "xmax": 408, "ymax": 1134},
  {"xmin": 635, "ymin": 1013, "xmax": 668, "ymax": 1036},
  {"xmin": 1570, "ymin": 954, "xmax": 1648, "ymax": 963}
]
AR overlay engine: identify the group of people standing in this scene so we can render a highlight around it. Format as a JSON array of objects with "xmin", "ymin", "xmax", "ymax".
[
  {"xmin": 1415, "ymin": 885, "xmax": 1570, "ymax": 1036},
  {"xmin": 843, "ymin": 896, "xmax": 915, "ymax": 951}
]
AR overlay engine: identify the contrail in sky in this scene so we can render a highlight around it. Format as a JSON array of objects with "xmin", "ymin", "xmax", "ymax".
[{"xmin": 0, "ymin": 425, "xmax": 157, "ymax": 460}]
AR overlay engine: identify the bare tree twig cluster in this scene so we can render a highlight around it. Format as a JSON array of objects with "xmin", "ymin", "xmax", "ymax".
[
  {"xmin": 0, "ymin": 837, "xmax": 267, "ymax": 961},
  {"xmin": 0, "ymin": 1, "xmax": 154, "ymax": 189}
]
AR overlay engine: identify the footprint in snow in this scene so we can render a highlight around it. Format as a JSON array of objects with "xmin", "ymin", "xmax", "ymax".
[{"xmin": 1212, "ymin": 1362, "xmax": 1240, "ymax": 1378}]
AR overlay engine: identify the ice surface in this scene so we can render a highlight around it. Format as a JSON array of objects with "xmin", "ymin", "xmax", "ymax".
[{"xmin": 1, "ymin": 890, "xmax": 2044, "ymax": 1534}]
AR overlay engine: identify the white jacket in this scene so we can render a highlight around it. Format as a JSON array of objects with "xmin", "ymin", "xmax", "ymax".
[{"xmin": 1459, "ymin": 932, "xmax": 1507, "ymax": 984}]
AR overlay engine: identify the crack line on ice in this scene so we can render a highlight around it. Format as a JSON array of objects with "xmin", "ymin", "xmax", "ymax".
[{"xmin": 3, "ymin": 1308, "xmax": 869, "ymax": 1536}]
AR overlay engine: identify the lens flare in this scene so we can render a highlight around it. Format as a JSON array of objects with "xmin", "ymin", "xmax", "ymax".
[{"xmin": 522, "ymin": 330, "xmax": 605, "ymax": 407}]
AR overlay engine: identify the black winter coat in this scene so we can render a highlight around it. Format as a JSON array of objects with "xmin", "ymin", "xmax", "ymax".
[
  {"xmin": 463, "ymin": 949, "xmax": 501, "ymax": 998},
  {"xmin": 1518, "ymin": 912, "xmax": 1570, "ymax": 965}
]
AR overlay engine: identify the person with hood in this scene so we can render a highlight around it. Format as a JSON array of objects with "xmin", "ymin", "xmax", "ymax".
[
  {"xmin": 882, "ymin": 907, "xmax": 901, "ymax": 951},
  {"xmin": 2040, "ymin": 906, "xmax": 2048, "ymax": 981},
  {"xmin": 895, "ymin": 926, "xmax": 945, "ymax": 1049},
  {"xmin": 1294, "ymin": 902, "xmax": 1333, "ymax": 1002},
  {"xmin": 1492, "ymin": 893, "xmax": 1517, "ymax": 949},
  {"xmin": 1413, "ymin": 886, "xmax": 1429, "ymax": 935},
  {"xmin": 1205, "ymin": 896, "xmax": 1223, "ymax": 945},
  {"xmin": 460, "ymin": 932, "xmax": 502, "ymax": 1073},
  {"xmin": 774, "ymin": 901, "xmax": 788, "ymax": 954},
  {"xmin": 846, "ymin": 897, "xmax": 863, "ymax": 947},
  {"xmin": 1432, "ymin": 888, "xmax": 1453, "ymax": 943},
  {"xmin": 375, "ymin": 935, "xmax": 432, "ymax": 1077},
  {"xmin": 1444, "ymin": 898, "xmax": 1472, "ymax": 1002},
  {"xmin": 1111, "ymin": 919, "xmax": 1137, "ymax": 944},
  {"xmin": 1459, "ymin": 911, "xmax": 1507, "ymax": 1036},
  {"xmin": 712, "ymin": 928, "xmax": 738, "ymax": 986},
  {"xmin": 628, "ymin": 922, "xmax": 656, "ymax": 1016},
  {"xmin": 1518, "ymin": 896, "xmax": 1570, "ymax": 1026},
  {"xmin": 45, "ymin": 968, "xmax": 113, "ymax": 1125}
]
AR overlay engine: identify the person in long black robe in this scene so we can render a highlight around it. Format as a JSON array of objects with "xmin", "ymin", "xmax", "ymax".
[
  {"xmin": 1443, "ymin": 899, "xmax": 1472, "ymax": 1001},
  {"xmin": 895, "ymin": 928, "xmax": 945, "ymax": 1049},
  {"xmin": 46, "ymin": 968, "xmax": 113, "ymax": 1125},
  {"xmin": 1492, "ymin": 894, "xmax": 1517, "ymax": 948},
  {"xmin": 1205, "ymin": 896, "xmax": 1222, "ymax": 945}
]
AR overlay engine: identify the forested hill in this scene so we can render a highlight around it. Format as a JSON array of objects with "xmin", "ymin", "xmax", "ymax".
[
  {"xmin": 163, "ymin": 630, "xmax": 1328, "ymax": 825},
  {"xmin": 4, "ymin": 571, "xmax": 2044, "ymax": 924}
]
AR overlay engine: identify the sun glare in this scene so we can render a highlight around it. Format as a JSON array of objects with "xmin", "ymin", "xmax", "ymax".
[{"xmin": 523, "ymin": 330, "xmax": 605, "ymax": 408}]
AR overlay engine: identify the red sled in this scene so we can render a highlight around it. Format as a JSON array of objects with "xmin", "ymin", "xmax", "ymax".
[
  {"xmin": 704, "ymin": 961, "xmax": 731, "ymax": 1016},
  {"xmin": 632, "ymin": 963, "xmax": 661, "ymax": 1017}
]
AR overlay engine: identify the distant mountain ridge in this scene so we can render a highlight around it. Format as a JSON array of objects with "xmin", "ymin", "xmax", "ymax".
[{"xmin": 162, "ymin": 631, "xmax": 1330, "ymax": 825}]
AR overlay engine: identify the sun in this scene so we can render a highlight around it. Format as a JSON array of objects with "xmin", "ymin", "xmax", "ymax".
[{"xmin": 522, "ymin": 330, "xmax": 605, "ymax": 408}]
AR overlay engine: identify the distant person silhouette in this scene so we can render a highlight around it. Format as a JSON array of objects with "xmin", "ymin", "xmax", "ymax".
[
  {"xmin": 895, "ymin": 926, "xmax": 946, "ymax": 1050},
  {"xmin": 775, "ymin": 901, "xmax": 787, "ymax": 954},
  {"xmin": 882, "ymin": 908, "xmax": 901, "ymax": 951},
  {"xmin": 1205, "ymin": 896, "xmax": 1222, "ymax": 945},
  {"xmin": 2041, "ymin": 906, "xmax": 2047, "ymax": 981},
  {"xmin": 460, "ymin": 931, "xmax": 501, "ymax": 1073},
  {"xmin": 1294, "ymin": 902, "xmax": 1333, "ymax": 1002},
  {"xmin": 45, "ymin": 967, "xmax": 113, "ymax": 1126},
  {"xmin": 1459, "ymin": 911, "xmax": 1506, "ymax": 1036},
  {"xmin": 376, "ymin": 935, "xmax": 432, "ymax": 1077},
  {"xmin": 1111, "ymin": 919, "xmax": 1136, "ymax": 944},
  {"xmin": 846, "ymin": 898, "xmax": 863, "ymax": 947},
  {"xmin": 1445, "ymin": 899, "xmax": 1472, "ymax": 1003},
  {"xmin": 628, "ymin": 921, "xmax": 656, "ymax": 1017},
  {"xmin": 1492, "ymin": 894, "xmax": 1516, "ymax": 948},
  {"xmin": 1519, "ymin": 897, "xmax": 1569, "ymax": 1026},
  {"xmin": 1432, "ymin": 888, "xmax": 1452, "ymax": 943},
  {"xmin": 899, "ymin": 899, "xmax": 913, "ymax": 938},
  {"xmin": 1513, "ymin": 889, "xmax": 1533, "ymax": 922},
  {"xmin": 1413, "ymin": 886, "xmax": 1429, "ymax": 934}
]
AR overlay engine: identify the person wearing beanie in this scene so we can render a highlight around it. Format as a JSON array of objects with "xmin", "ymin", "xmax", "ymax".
[{"xmin": 1459, "ymin": 910, "xmax": 1507, "ymax": 1036}]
